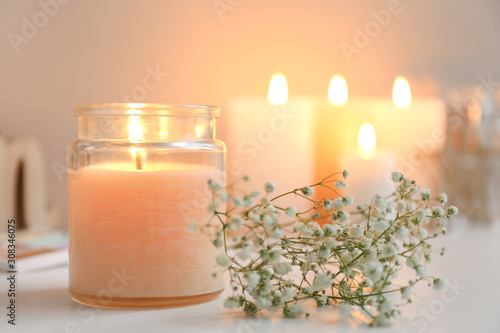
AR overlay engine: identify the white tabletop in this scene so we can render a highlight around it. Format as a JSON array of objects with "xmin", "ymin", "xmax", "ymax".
[{"xmin": 2, "ymin": 220, "xmax": 500, "ymax": 333}]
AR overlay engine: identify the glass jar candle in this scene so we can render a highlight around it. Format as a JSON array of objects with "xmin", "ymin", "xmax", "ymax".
[{"xmin": 67, "ymin": 103, "xmax": 226, "ymax": 309}]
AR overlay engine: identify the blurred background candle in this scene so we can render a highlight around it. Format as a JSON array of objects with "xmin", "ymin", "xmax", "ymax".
[
  {"xmin": 68, "ymin": 104, "xmax": 226, "ymax": 309},
  {"xmin": 227, "ymin": 73, "xmax": 315, "ymax": 201},
  {"xmin": 340, "ymin": 123, "xmax": 397, "ymax": 205},
  {"xmin": 315, "ymin": 76, "xmax": 445, "ymax": 201}
]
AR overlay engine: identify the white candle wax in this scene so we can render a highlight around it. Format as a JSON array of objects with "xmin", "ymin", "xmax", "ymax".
[{"xmin": 68, "ymin": 162, "xmax": 224, "ymax": 304}]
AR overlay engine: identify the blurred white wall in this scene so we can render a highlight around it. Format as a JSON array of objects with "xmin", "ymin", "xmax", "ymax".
[{"xmin": 1, "ymin": 0, "xmax": 499, "ymax": 228}]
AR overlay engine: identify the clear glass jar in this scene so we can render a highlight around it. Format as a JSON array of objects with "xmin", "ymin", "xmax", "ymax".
[{"xmin": 67, "ymin": 103, "xmax": 225, "ymax": 309}]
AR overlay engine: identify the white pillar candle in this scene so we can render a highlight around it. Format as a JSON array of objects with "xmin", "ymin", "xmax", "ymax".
[{"xmin": 226, "ymin": 74, "xmax": 315, "ymax": 204}]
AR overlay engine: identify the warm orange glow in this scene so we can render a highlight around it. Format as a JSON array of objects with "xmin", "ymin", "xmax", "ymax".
[
  {"xmin": 358, "ymin": 123, "xmax": 376, "ymax": 160},
  {"xmin": 393, "ymin": 77, "xmax": 411, "ymax": 108},
  {"xmin": 268, "ymin": 73, "xmax": 288, "ymax": 105},
  {"xmin": 128, "ymin": 112, "xmax": 145, "ymax": 169},
  {"xmin": 328, "ymin": 75, "xmax": 348, "ymax": 106}
]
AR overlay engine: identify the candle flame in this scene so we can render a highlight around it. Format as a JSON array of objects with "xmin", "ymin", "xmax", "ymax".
[
  {"xmin": 128, "ymin": 114, "xmax": 143, "ymax": 141},
  {"xmin": 328, "ymin": 75, "xmax": 348, "ymax": 106},
  {"xmin": 392, "ymin": 76, "xmax": 411, "ymax": 108},
  {"xmin": 268, "ymin": 73, "xmax": 288, "ymax": 105},
  {"xmin": 358, "ymin": 123, "xmax": 376, "ymax": 160},
  {"xmin": 128, "ymin": 112, "xmax": 145, "ymax": 169}
]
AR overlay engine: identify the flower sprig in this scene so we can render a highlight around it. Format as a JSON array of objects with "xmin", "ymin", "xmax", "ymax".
[{"xmin": 192, "ymin": 171, "xmax": 458, "ymax": 326}]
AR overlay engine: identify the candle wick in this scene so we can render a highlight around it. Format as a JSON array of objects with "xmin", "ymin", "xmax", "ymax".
[
  {"xmin": 135, "ymin": 153, "xmax": 143, "ymax": 170},
  {"xmin": 132, "ymin": 147, "xmax": 145, "ymax": 170}
]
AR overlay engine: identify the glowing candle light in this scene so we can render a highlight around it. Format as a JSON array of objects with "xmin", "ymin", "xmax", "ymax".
[
  {"xmin": 393, "ymin": 77, "xmax": 412, "ymax": 108},
  {"xmin": 328, "ymin": 75, "xmax": 348, "ymax": 106},
  {"xmin": 268, "ymin": 73, "xmax": 288, "ymax": 105},
  {"xmin": 340, "ymin": 123, "xmax": 397, "ymax": 205}
]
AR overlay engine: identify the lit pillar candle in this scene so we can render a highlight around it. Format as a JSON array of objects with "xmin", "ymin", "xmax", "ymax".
[
  {"xmin": 340, "ymin": 123, "xmax": 397, "ymax": 205},
  {"xmin": 227, "ymin": 73, "xmax": 315, "ymax": 202}
]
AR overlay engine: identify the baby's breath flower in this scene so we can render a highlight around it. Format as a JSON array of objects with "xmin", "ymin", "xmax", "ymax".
[
  {"xmin": 433, "ymin": 278, "xmax": 446, "ymax": 290},
  {"xmin": 406, "ymin": 201, "xmax": 416, "ymax": 212},
  {"xmin": 420, "ymin": 189, "xmax": 431, "ymax": 201},
  {"xmin": 312, "ymin": 273, "xmax": 334, "ymax": 290},
  {"xmin": 261, "ymin": 197, "xmax": 270, "ymax": 205},
  {"xmin": 286, "ymin": 206, "xmax": 297, "ymax": 217},
  {"xmin": 325, "ymin": 237, "xmax": 337, "ymax": 249},
  {"xmin": 208, "ymin": 179, "xmax": 221, "ymax": 190},
  {"xmin": 364, "ymin": 260, "xmax": 383, "ymax": 282},
  {"xmin": 396, "ymin": 201, "xmax": 406, "ymax": 213},
  {"xmin": 418, "ymin": 228, "xmax": 428, "ymax": 239},
  {"xmin": 323, "ymin": 223, "xmax": 338, "ymax": 236},
  {"xmin": 220, "ymin": 193, "xmax": 230, "ymax": 202},
  {"xmin": 270, "ymin": 227, "xmax": 283, "ymax": 239},
  {"xmin": 348, "ymin": 224, "xmax": 363, "ymax": 238},
  {"xmin": 343, "ymin": 196, "xmax": 353, "ymax": 206},
  {"xmin": 213, "ymin": 237, "xmax": 223, "ymax": 248},
  {"xmin": 293, "ymin": 221, "xmax": 304, "ymax": 232},
  {"xmin": 416, "ymin": 264, "xmax": 427, "ymax": 277},
  {"xmin": 243, "ymin": 196, "xmax": 254, "ymax": 208},
  {"xmin": 237, "ymin": 246, "xmax": 252, "ymax": 260},
  {"xmin": 280, "ymin": 287, "xmax": 294, "ymax": 302},
  {"xmin": 263, "ymin": 215, "xmax": 276, "ymax": 229},
  {"xmin": 395, "ymin": 225, "xmax": 409, "ymax": 239},
  {"xmin": 317, "ymin": 244, "xmax": 331, "ymax": 259},
  {"xmin": 373, "ymin": 220, "xmax": 390, "ymax": 231},
  {"xmin": 273, "ymin": 262, "xmax": 292, "ymax": 275},
  {"xmin": 216, "ymin": 254, "xmax": 231, "ymax": 267},
  {"xmin": 343, "ymin": 170, "xmax": 349, "ymax": 179},
  {"xmin": 223, "ymin": 297, "xmax": 239, "ymax": 309},
  {"xmin": 332, "ymin": 198, "xmax": 343, "ymax": 210},
  {"xmin": 323, "ymin": 199, "xmax": 333, "ymax": 210},
  {"xmin": 374, "ymin": 195, "xmax": 386, "ymax": 208},
  {"xmin": 406, "ymin": 254, "xmax": 420, "ymax": 269},
  {"xmin": 381, "ymin": 244, "xmax": 397, "ymax": 258},
  {"xmin": 448, "ymin": 206, "xmax": 459, "ymax": 215},
  {"xmin": 301, "ymin": 186, "xmax": 314, "ymax": 197},
  {"xmin": 227, "ymin": 215, "xmax": 244, "ymax": 231},
  {"xmin": 284, "ymin": 304, "xmax": 307, "ymax": 318},
  {"xmin": 255, "ymin": 297, "xmax": 272, "ymax": 309},
  {"xmin": 301, "ymin": 225, "xmax": 314, "ymax": 237},
  {"xmin": 265, "ymin": 181, "xmax": 276, "ymax": 193},
  {"xmin": 391, "ymin": 171, "xmax": 404, "ymax": 183},
  {"xmin": 246, "ymin": 272, "xmax": 261, "ymax": 286},
  {"xmin": 335, "ymin": 181, "xmax": 347, "ymax": 189},
  {"xmin": 337, "ymin": 211, "xmax": 350, "ymax": 223},
  {"xmin": 432, "ymin": 207, "xmax": 446, "ymax": 218},
  {"xmin": 436, "ymin": 193, "xmax": 448, "ymax": 204},
  {"xmin": 314, "ymin": 227, "xmax": 325, "ymax": 238},
  {"xmin": 361, "ymin": 237, "xmax": 373, "ymax": 249},
  {"xmin": 233, "ymin": 196, "xmax": 243, "ymax": 207}
]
